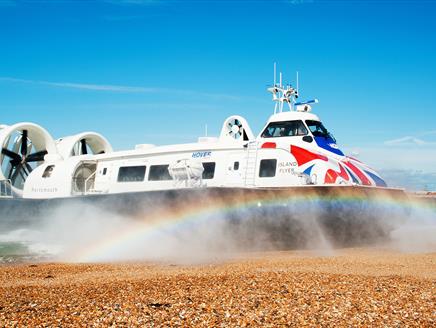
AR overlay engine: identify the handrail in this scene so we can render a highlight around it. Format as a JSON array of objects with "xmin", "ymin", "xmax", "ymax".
[{"xmin": 84, "ymin": 171, "xmax": 97, "ymax": 194}]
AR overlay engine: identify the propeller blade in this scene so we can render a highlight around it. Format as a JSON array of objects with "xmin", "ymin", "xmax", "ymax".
[
  {"xmin": 81, "ymin": 139, "xmax": 87, "ymax": 155},
  {"xmin": 25, "ymin": 163, "xmax": 33, "ymax": 175},
  {"xmin": 18, "ymin": 168, "xmax": 27, "ymax": 181},
  {"xmin": 1, "ymin": 148, "xmax": 21, "ymax": 161},
  {"xmin": 26, "ymin": 150, "xmax": 47, "ymax": 162},
  {"xmin": 7, "ymin": 163, "xmax": 15, "ymax": 180},
  {"xmin": 10, "ymin": 164, "xmax": 22, "ymax": 185},
  {"xmin": 10, "ymin": 158, "xmax": 20, "ymax": 166},
  {"xmin": 21, "ymin": 130, "xmax": 28, "ymax": 156}
]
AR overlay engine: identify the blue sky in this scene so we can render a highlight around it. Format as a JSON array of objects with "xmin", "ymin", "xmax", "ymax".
[{"xmin": 1, "ymin": 0, "xmax": 435, "ymax": 188}]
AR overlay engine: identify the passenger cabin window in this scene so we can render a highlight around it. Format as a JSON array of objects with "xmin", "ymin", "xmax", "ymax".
[
  {"xmin": 261, "ymin": 120, "xmax": 308, "ymax": 138},
  {"xmin": 117, "ymin": 166, "xmax": 146, "ymax": 182},
  {"xmin": 149, "ymin": 165, "xmax": 172, "ymax": 181},
  {"xmin": 233, "ymin": 161, "xmax": 239, "ymax": 171},
  {"xmin": 102, "ymin": 168, "xmax": 107, "ymax": 175},
  {"xmin": 202, "ymin": 162, "xmax": 216, "ymax": 179},
  {"xmin": 305, "ymin": 120, "xmax": 336, "ymax": 142},
  {"xmin": 42, "ymin": 165, "xmax": 55, "ymax": 178},
  {"xmin": 259, "ymin": 159, "xmax": 277, "ymax": 178}
]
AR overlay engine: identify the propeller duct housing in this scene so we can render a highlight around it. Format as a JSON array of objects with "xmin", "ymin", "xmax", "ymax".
[
  {"xmin": 219, "ymin": 115, "xmax": 255, "ymax": 142},
  {"xmin": 0, "ymin": 122, "xmax": 57, "ymax": 196},
  {"xmin": 56, "ymin": 132, "xmax": 113, "ymax": 159}
]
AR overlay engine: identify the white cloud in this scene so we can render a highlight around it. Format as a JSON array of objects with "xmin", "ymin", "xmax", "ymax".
[
  {"xmin": 384, "ymin": 130, "xmax": 436, "ymax": 146},
  {"xmin": 0, "ymin": 77, "xmax": 158, "ymax": 93},
  {"xmin": 44, "ymin": 81, "xmax": 158, "ymax": 93},
  {"xmin": 0, "ymin": 76, "xmax": 240, "ymax": 100},
  {"xmin": 344, "ymin": 145, "xmax": 436, "ymax": 173},
  {"xmin": 384, "ymin": 136, "xmax": 428, "ymax": 146}
]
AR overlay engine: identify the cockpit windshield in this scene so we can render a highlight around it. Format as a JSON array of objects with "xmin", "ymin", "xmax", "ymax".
[
  {"xmin": 305, "ymin": 120, "xmax": 336, "ymax": 142},
  {"xmin": 261, "ymin": 120, "xmax": 308, "ymax": 138}
]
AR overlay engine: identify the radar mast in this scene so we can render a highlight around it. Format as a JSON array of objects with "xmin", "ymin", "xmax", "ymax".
[
  {"xmin": 267, "ymin": 64, "xmax": 319, "ymax": 113},
  {"xmin": 267, "ymin": 63, "xmax": 299, "ymax": 114}
]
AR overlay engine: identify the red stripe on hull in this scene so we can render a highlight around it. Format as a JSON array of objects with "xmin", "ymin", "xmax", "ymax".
[
  {"xmin": 261, "ymin": 142, "xmax": 277, "ymax": 149},
  {"xmin": 324, "ymin": 163, "xmax": 349, "ymax": 184},
  {"xmin": 344, "ymin": 161, "xmax": 372, "ymax": 186},
  {"xmin": 290, "ymin": 145, "xmax": 328, "ymax": 166}
]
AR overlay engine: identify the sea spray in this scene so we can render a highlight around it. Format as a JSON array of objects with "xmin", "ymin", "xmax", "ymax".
[
  {"xmin": 0, "ymin": 189, "xmax": 434, "ymax": 263},
  {"xmin": 389, "ymin": 204, "xmax": 436, "ymax": 252}
]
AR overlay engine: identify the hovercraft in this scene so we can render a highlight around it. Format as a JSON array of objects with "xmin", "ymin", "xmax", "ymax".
[{"xmin": 0, "ymin": 70, "xmax": 408, "ymax": 248}]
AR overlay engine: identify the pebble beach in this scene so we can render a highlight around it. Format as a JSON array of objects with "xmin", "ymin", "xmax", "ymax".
[{"xmin": 1, "ymin": 248, "xmax": 435, "ymax": 327}]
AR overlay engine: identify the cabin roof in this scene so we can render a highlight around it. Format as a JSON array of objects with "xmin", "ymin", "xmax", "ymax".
[
  {"xmin": 93, "ymin": 140, "xmax": 243, "ymax": 162},
  {"xmin": 267, "ymin": 111, "xmax": 321, "ymax": 123}
]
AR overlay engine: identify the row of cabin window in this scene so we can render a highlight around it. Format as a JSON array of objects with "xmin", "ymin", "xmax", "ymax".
[
  {"xmin": 42, "ymin": 159, "xmax": 277, "ymax": 182},
  {"xmin": 117, "ymin": 160, "xmax": 278, "ymax": 183},
  {"xmin": 117, "ymin": 163, "xmax": 216, "ymax": 183}
]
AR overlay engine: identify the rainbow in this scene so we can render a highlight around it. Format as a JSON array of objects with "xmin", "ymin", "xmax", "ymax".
[{"xmin": 69, "ymin": 188, "xmax": 436, "ymax": 262}]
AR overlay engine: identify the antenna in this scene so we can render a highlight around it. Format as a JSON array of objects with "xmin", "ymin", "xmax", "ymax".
[
  {"xmin": 205, "ymin": 124, "xmax": 208, "ymax": 137},
  {"xmin": 273, "ymin": 62, "xmax": 277, "ymax": 86},
  {"xmin": 268, "ymin": 64, "xmax": 305, "ymax": 114},
  {"xmin": 296, "ymin": 71, "xmax": 299, "ymax": 94}
]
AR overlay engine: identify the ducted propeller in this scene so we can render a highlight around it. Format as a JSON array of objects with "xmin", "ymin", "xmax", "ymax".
[
  {"xmin": 1, "ymin": 129, "xmax": 47, "ymax": 187},
  {"xmin": 219, "ymin": 115, "xmax": 254, "ymax": 142},
  {"xmin": 227, "ymin": 119, "xmax": 243, "ymax": 139},
  {"xmin": 58, "ymin": 132, "xmax": 112, "ymax": 159}
]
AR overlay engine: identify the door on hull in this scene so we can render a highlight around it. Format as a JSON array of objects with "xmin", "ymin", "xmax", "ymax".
[
  {"xmin": 96, "ymin": 163, "xmax": 112, "ymax": 193},
  {"xmin": 225, "ymin": 155, "xmax": 243, "ymax": 187}
]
